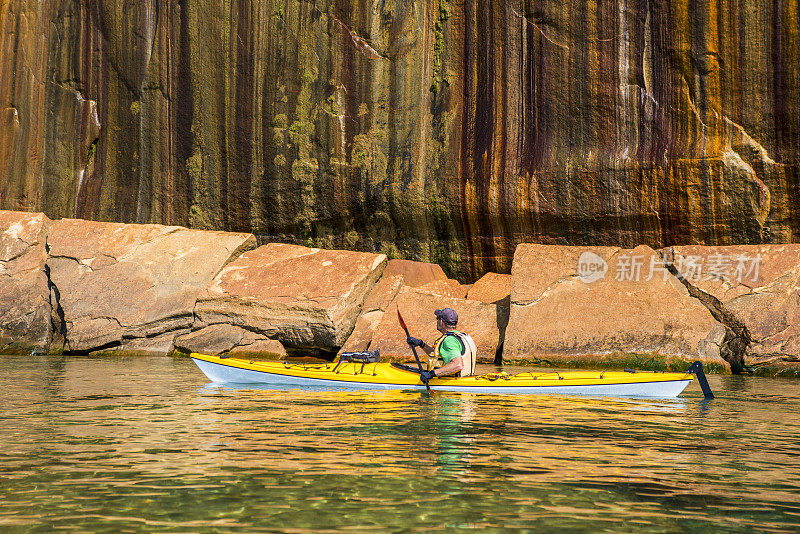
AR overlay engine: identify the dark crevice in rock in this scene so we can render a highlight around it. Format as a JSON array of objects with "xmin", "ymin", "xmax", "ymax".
[
  {"xmin": 95, "ymin": 315, "xmax": 124, "ymax": 328},
  {"xmin": 66, "ymin": 339, "xmax": 122, "ymax": 355},
  {"xmin": 43, "ymin": 241, "xmax": 69, "ymax": 353},
  {"xmin": 493, "ymin": 298, "xmax": 510, "ymax": 365},
  {"xmin": 661, "ymin": 247, "xmax": 751, "ymax": 373}
]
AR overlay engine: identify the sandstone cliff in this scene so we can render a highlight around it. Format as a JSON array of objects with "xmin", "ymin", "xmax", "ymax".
[{"xmin": 1, "ymin": 0, "xmax": 797, "ymax": 280}]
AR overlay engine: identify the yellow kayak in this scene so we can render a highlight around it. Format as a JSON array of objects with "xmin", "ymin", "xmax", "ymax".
[{"xmin": 187, "ymin": 352, "xmax": 701, "ymax": 397}]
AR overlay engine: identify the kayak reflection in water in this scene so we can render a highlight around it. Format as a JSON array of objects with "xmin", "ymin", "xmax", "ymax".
[{"xmin": 406, "ymin": 307, "xmax": 478, "ymax": 382}]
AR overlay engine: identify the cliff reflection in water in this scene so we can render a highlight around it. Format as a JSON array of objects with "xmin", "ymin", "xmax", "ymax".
[{"xmin": 1, "ymin": 355, "xmax": 799, "ymax": 532}]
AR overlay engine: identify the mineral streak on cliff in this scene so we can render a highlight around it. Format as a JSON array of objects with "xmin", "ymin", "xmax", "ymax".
[{"xmin": 0, "ymin": 0, "xmax": 798, "ymax": 280}]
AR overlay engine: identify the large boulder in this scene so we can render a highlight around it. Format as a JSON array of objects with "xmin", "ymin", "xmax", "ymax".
[
  {"xmin": 381, "ymin": 259, "xmax": 447, "ymax": 287},
  {"xmin": 503, "ymin": 244, "xmax": 728, "ymax": 370},
  {"xmin": 194, "ymin": 243, "xmax": 387, "ymax": 353},
  {"xmin": 174, "ymin": 324, "xmax": 287, "ymax": 359},
  {"xmin": 339, "ymin": 274, "xmax": 405, "ymax": 353},
  {"xmin": 338, "ymin": 259, "xmax": 462, "ymax": 354},
  {"xmin": 417, "ymin": 279, "xmax": 468, "ymax": 299},
  {"xmin": 467, "ymin": 272, "xmax": 511, "ymax": 305},
  {"xmin": 466, "ymin": 272, "xmax": 512, "ymax": 357},
  {"xmin": 667, "ymin": 245, "xmax": 800, "ymax": 373},
  {"xmin": 0, "ymin": 211, "xmax": 52, "ymax": 353},
  {"xmin": 368, "ymin": 287, "xmax": 503, "ymax": 363},
  {"xmin": 46, "ymin": 219, "xmax": 256, "ymax": 353}
]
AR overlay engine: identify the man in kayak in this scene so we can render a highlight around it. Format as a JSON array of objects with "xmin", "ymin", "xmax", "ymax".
[{"xmin": 406, "ymin": 308, "xmax": 476, "ymax": 381}]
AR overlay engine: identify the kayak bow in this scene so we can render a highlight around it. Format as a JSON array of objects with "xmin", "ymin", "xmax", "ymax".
[{"xmin": 187, "ymin": 352, "xmax": 696, "ymax": 397}]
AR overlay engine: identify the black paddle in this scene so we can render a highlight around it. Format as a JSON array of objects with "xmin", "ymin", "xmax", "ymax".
[
  {"xmin": 687, "ymin": 361, "xmax": 715, "ymax": 399},
  {"xmin": 397, "ymin": 309, "xmax": 430, "ymax": 391}
]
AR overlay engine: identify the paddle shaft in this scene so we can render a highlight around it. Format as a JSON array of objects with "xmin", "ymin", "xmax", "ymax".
[
  {"xmin": 397, "ymin": 310, "xmax": 430, "ymax": 391},
  {"xmin": 687, "ymin": 361, "xmax": 715, "ymax": 399}
]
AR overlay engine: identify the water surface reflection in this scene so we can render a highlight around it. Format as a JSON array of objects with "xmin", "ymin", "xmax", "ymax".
[{"xmin": 1, "ymin": 356, "xmax": 799, "ymax": 532}]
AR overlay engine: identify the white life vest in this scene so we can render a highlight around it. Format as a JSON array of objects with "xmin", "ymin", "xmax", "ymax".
[{"xmin": 429, "ymin": 331, "xmax": 478, "ymax": 377}]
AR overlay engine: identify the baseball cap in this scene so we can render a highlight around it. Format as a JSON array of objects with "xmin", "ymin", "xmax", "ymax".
[{"xmin": 434, "ymin": 308, "xmax": 458, "ymax": 325}]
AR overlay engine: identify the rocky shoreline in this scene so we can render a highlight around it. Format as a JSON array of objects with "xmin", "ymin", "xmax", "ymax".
[{"xmin": 2, "ymin": 210, "xmax": 798, "ymax": 376}]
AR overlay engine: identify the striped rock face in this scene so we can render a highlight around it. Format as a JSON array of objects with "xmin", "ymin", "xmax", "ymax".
[{"xmin": 0, "ymin": 0, "xmax": 797, "ymax": 280}]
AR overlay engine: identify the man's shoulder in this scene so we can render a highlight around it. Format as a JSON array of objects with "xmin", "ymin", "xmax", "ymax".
[{"xmin": 441, "ymin": 333, "xmax": 463, "ymax": 352}]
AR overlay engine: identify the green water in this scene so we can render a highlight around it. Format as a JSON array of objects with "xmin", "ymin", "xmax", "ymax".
[{"xmin": 1, "ymin": 356, "xmax": 799, "ymax": 532}]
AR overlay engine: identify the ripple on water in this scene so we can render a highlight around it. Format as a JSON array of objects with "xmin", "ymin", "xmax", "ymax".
[{"xmin": 1, "ymin": 355, "xmax": 799, "ymax": 532}]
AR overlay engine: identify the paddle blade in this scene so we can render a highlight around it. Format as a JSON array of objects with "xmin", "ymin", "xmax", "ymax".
[{"xmin": 397, "ymin": 309, "xmax": 409, "ymax": 334}]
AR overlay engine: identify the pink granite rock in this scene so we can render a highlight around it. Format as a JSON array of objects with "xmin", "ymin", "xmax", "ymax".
[
  {"xmin": 368, "ymin": 287, "xmax": 503, "ymax": 363},
  {"xmin": 0, "ymin": 211, "xmax": 52, "ymax": 352},
  {"xmin": 667, "ymin": 245, "xmax": 800, "ymax": 366},
  {"xmin": 467, "ymin": 273, "xmax": 511, "ymax": 304},
  {"xmin": 503, "ymin": 244, "xmax": 727, "ymax": 369},
  {"xmin": 381, "ymin": 259, "xmax": 448, "ymax": 288},
  {"xmin": 195, "ymin": 243, "xmax": 386, "ymax": 353},
  {"xmin": 417, "ymin": 279, "xmax": 468, "ymax": 299},
  {"xmin": 175, "ymin": 323, "xmax": 287, "ymax": 358},
  {"xmin": 46, "ymin": 218, "xmax": 256, "ymax": 353}
]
